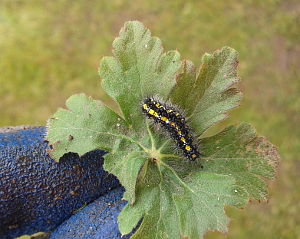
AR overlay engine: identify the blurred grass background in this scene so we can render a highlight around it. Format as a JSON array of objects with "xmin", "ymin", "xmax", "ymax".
[{"xmin": 0, "ymin": 0, "xmax": 299, "ymax": 238}]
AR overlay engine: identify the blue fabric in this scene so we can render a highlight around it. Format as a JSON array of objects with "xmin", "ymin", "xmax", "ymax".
[
  {"xmin": 50, "ymin": 187, "xmax": 136, "ymax": 239},
  {"xmin": 0, "ymin": 127, "xmax": 46, "ymax": 149},
  {"xmin": 0, "ymin": 127, "xmax": 125, "ymax": 239}
]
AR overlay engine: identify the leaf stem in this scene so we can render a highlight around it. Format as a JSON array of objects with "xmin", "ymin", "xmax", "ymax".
[{"xmin": 159, "ymin": 161, "xmax": 195, "ymax": 194}]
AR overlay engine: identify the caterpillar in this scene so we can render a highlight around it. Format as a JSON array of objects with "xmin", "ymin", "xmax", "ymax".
[{"xmin": 142, "ymin": 98, "xmax": 200, "ymax": 161}]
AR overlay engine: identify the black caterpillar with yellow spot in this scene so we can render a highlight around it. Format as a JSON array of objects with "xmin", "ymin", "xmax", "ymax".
[{"xmin": 142, "ymin": 98, "xmax": 200, "ymax": 161}]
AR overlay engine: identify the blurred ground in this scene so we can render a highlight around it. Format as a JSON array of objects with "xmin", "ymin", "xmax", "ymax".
[{"xmin": 0, "ymin": 0, "xmax": 299, "ymax": 238}]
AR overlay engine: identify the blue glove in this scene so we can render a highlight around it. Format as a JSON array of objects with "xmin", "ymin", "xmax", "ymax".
[
  {"xmin": 50, "ymin": 187, "xmax": 136, "ymax": 239},
  {"xmin": 0, "ymin": 126, "xmax": 129, "ymax": 238}
]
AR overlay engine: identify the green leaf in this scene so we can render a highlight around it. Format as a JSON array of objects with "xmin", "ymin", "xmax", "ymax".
[
  {"xmin": 118, "ymin": 161, "xmax": 248, "ymax": 238},
  {"xmin": 46, "ymin": 93, "xmax": 137, "ymax": 159},
  {"xmin": 47, "ymin": 21, "xmax": 182, "ymax": 204},
  {"xmin": 117, "ymin": 123, "xmax": 280, "ymax": 238},
  {"xmin": 200, "ymin": 123, "xmax": 280, "ymax": 201},
  {"xmin": 46, "ymin": 21, "xmax": 280, "ymax": 239},
  {"xmin": 99, "ymin": 21, "xmax": 181, "ymax": 132},
  {"xmin": 104, "ymin": 151, "xmax": 148, "ymax": 203},
  {"xmin": 170, "ymin": 48, "xmax": 242, "ymax": 137}
]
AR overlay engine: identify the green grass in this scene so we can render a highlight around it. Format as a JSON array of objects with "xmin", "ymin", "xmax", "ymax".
[{"xmin": 0, "ymin": 0, "xmax": 299, "ymax": 238}]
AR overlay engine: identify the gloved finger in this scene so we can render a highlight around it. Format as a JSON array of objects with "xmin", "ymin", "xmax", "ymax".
[{"xmin": 50, "ymin": 187, "xmax": 137, "ymax": 239}]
